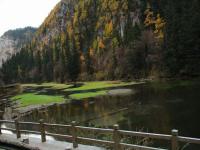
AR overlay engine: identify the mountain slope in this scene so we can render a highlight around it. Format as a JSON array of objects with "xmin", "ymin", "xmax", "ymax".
[
  {"xmin": 2, "ymin": 0, "xmax": 200, "ymax": 83},
  {"xmin": 0, "ymin": 0, "xmax": 157, "ymax": 83},
  {"xmin": 8, "ymin": 0, "xmax": 142, "ymax": 82},
  {"xmin": 0, "ymin": 27, "xmax": 36, "ymax": 66},
  {"xmin": 44, "ymin": 0, "xmax": 139, "ymax": 77}
]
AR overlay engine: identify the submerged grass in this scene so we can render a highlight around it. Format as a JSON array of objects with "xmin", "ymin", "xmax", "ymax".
[
  {"xmin": 23, "ymin": 81, "xmax": 136, "ymax": 91},
  {"xmin": 13, "ymin": 81, "xmax": 138, "ymax": 107},
  {"xmin": 69, "ymin": 90, "xmax": 107, "ymax": 100},
  {"xmin": 11, "ymin": 93, "xmax": 65, "ymax": 107},
  {"xmin": 22, "ymin": 83, "xmax": 72, "ymax": 89},
  {"xmin": 63, "ymin": 81, "xmax": 136, "ymax": 92},
  {"xmin": 11, "ymin": 80, "xmax": 200, "ymax": 108}
]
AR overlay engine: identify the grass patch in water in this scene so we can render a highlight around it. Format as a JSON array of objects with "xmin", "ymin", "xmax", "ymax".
[
  {"xmin": 18, "ymin": 81, "xmax": 139, "ymax": 106},
  {"xmin": 23, "ymin": 81, "xmax": 137, "ymax": 91},
  {"xmin": 23, "ymin": 83, "xmax": 72, "ymax": 89},
  {"xmin": 67, "ymin": 81, "xmax": 137, "ymax": 99},
  {"xmin": 11, "ymin": 93, "xmax": 65, "ymax": 107},
  {"xmin": 63, "ymin": 81, "xmax": 136, "ymax": 92},
  {"xmin": 69, "ymin": 90, "xmax": 107, "ymax": 100}
]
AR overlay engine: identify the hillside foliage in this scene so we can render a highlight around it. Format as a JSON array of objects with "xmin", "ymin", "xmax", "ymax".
[{"xmin": 1, "ymin": 0, "xmax": 200, "ymax": 83}]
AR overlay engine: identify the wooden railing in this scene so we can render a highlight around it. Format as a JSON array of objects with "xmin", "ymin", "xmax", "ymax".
[{"xmin": 0, "ymin": 119, "xmax": 200, "ymax": 150}]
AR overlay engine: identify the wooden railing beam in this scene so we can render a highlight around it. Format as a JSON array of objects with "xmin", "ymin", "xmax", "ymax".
[
  {"xmin": 0, "ymin": 120, "xmax": 1, "ymax": 134},
  {"xmin": 0, "ymin": 120, "xmax": 199, "ymax": 150}
]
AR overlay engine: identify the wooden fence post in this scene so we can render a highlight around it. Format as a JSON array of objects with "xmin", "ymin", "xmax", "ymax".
[
  {"xmin": 113, "ymin": 124, "xmax": 121, "ymax": 150},
  {"xmin": 171, "ymin": 129, "xmax": 179, "ymax": 150},
  {"xmin": 39, "ymin": 119, "xmax": 46, "ymax": 142},
  {"xmin": 0, "ymin": 111, "xmax": 3, "ymax": 134},
  {"xmin": 0, "ymin": 121, "xmax": 2, "ymax": 134},
  {"xmin": 15, "ymin": 119, "xmax": 21, "ymax": 139},
  {"xmin": 71, "ymin": 121, "xmax": 78, "ymax": 148},
  {"xmin": 0, "ymin": 124, "xmax": 1, "ymax": 134}
]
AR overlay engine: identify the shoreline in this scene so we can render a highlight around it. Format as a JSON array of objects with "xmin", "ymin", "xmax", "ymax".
[
  {"xmin": 7, "ymin": 81, "xmax": 144, "ymax": 118},
  {"xmin": 11, "ymin": 87, "xmax": 136, "ymax": 119}
]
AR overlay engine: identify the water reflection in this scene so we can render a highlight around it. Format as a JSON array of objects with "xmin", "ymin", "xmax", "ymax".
[
  {"xmin": 2, "ymin": 82, "xmax": 200, "ymax": 149},
  {"xmin": 21, "ymin": 95, "xmax": 134, "ymax": 127}
]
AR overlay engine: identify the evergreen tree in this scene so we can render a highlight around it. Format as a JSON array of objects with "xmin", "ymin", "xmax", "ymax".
[{"xmin": 67, "ymin": 48, "xmax": 81, "ymax": 82}]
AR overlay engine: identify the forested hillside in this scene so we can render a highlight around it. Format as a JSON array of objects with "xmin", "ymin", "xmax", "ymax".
[{"xmin": 1, "ymin": 0, "xmax": 200, "ymax": 83}]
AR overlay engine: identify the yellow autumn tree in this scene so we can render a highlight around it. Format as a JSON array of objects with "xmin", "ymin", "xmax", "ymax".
[
  {"xmin": 73, "ymin": 11, "xmax": 79, "ymax": 25},
  {"xmin": 102, "ymin": 0, "xmax": 109, "ymax": 11},
  {"xmin": 108, "ymin": 0, "xmax": 119, "ymax": 12},
  {"xmin": 144, "ymin": 4, "xmax": 154, "ymax": 27},
  {"xmin": 154, "ymin": 14, "xmax": 166, "ymax": 39},
  {"xmin": 98, "ymin": 38, "xmax": 105, "ymax": 49},
  {"xmin": 67, "ymin": 23, "xmax": 73, "ymax": 39},
  {"xmin": 89, "ymin": 47, "xmax": 94, "ymax": 56},
  {"xmin": 121, "ymin": 0, "xmax": 128, "ymax": 11},
  {"xmin": 60, "ymin": 32, "xmax": 66, "ymax": 45},
  {"xmin": 144, "ymin": 4, "xmax": 165, "ymax": 40},
  {"xmin": 104, "ymin": 20, "xmax": 113, "ymax": 37}
]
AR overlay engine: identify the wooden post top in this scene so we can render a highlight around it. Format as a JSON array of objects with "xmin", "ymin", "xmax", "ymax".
[
  {"xmin": 113, "ymin": 124, "xmax": 119, "ymax": 130},
  {"xmin": 171, "ymin": 129, "xmax": 178, "ymax": 136},
  {"xmin": 71, "ymin": 121, "xmax": 76, "ymax": 126},
  {"xmin": 39, "ymin": 119, "xmax": 44, "ymax": 123}
]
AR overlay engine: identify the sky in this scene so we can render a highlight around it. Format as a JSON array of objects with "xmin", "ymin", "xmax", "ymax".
[{"xmin": 0, "ymin": 0, "xmax": 60, "ymax": 36}]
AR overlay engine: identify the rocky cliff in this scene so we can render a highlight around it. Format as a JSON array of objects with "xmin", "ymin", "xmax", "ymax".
[{"xmin": 0, "ymin": 27, "xmax": 36, "ymax": 67}]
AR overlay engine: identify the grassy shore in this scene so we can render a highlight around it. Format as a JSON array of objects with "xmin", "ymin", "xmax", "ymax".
[
  {"xmin": 12, "ymin": 81, "xmax": 139, "ymax": 108},
  {"xmin": 11, "ymin": 93, "xmax": 65, "ymax": 107}
]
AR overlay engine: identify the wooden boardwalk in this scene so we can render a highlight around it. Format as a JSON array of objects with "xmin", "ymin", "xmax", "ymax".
[
  {"xmin": 0, "ymin": 134, "xmax": 105, "ymax": 150},
  {"xmin": 0, "ymin": 119, "xmax": 200, "ymax": 150}
]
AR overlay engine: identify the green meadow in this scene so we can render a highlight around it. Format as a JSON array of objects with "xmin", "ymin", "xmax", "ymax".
[
  {"xmin": 11, "ymin": 93, "xmax": 65, "ymax": 107},
  {"xmin": 12, "ymin": 81, "xmax": 138, "ymax": 108}
]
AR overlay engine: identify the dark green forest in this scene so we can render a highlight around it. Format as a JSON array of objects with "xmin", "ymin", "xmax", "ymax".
[{"xmin": 1, "ymin": 0, "xmax": 200, "ymax": 83}]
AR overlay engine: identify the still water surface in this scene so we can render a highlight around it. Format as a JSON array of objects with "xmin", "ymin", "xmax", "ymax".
[{"xmin": 3, "ymin": 81, "xmax": 200, "ymax": 149}]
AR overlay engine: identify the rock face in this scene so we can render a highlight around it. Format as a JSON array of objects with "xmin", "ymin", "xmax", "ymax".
[
  {"xmin": 0, "ymin": 27, "xmax": 36, "ymax": 67},
  {"xmin": 35, "ymin": 0, "xmax": 141, "ymax": 47},
  {"xmin": 0, "ymin": 36, "xmax": 16, "ymax": 67}
]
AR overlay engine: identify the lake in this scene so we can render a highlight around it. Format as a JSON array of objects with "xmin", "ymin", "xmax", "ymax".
[{"xmin": 2, "ymin": 81, "xmax": 200, "ymax": 149}]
